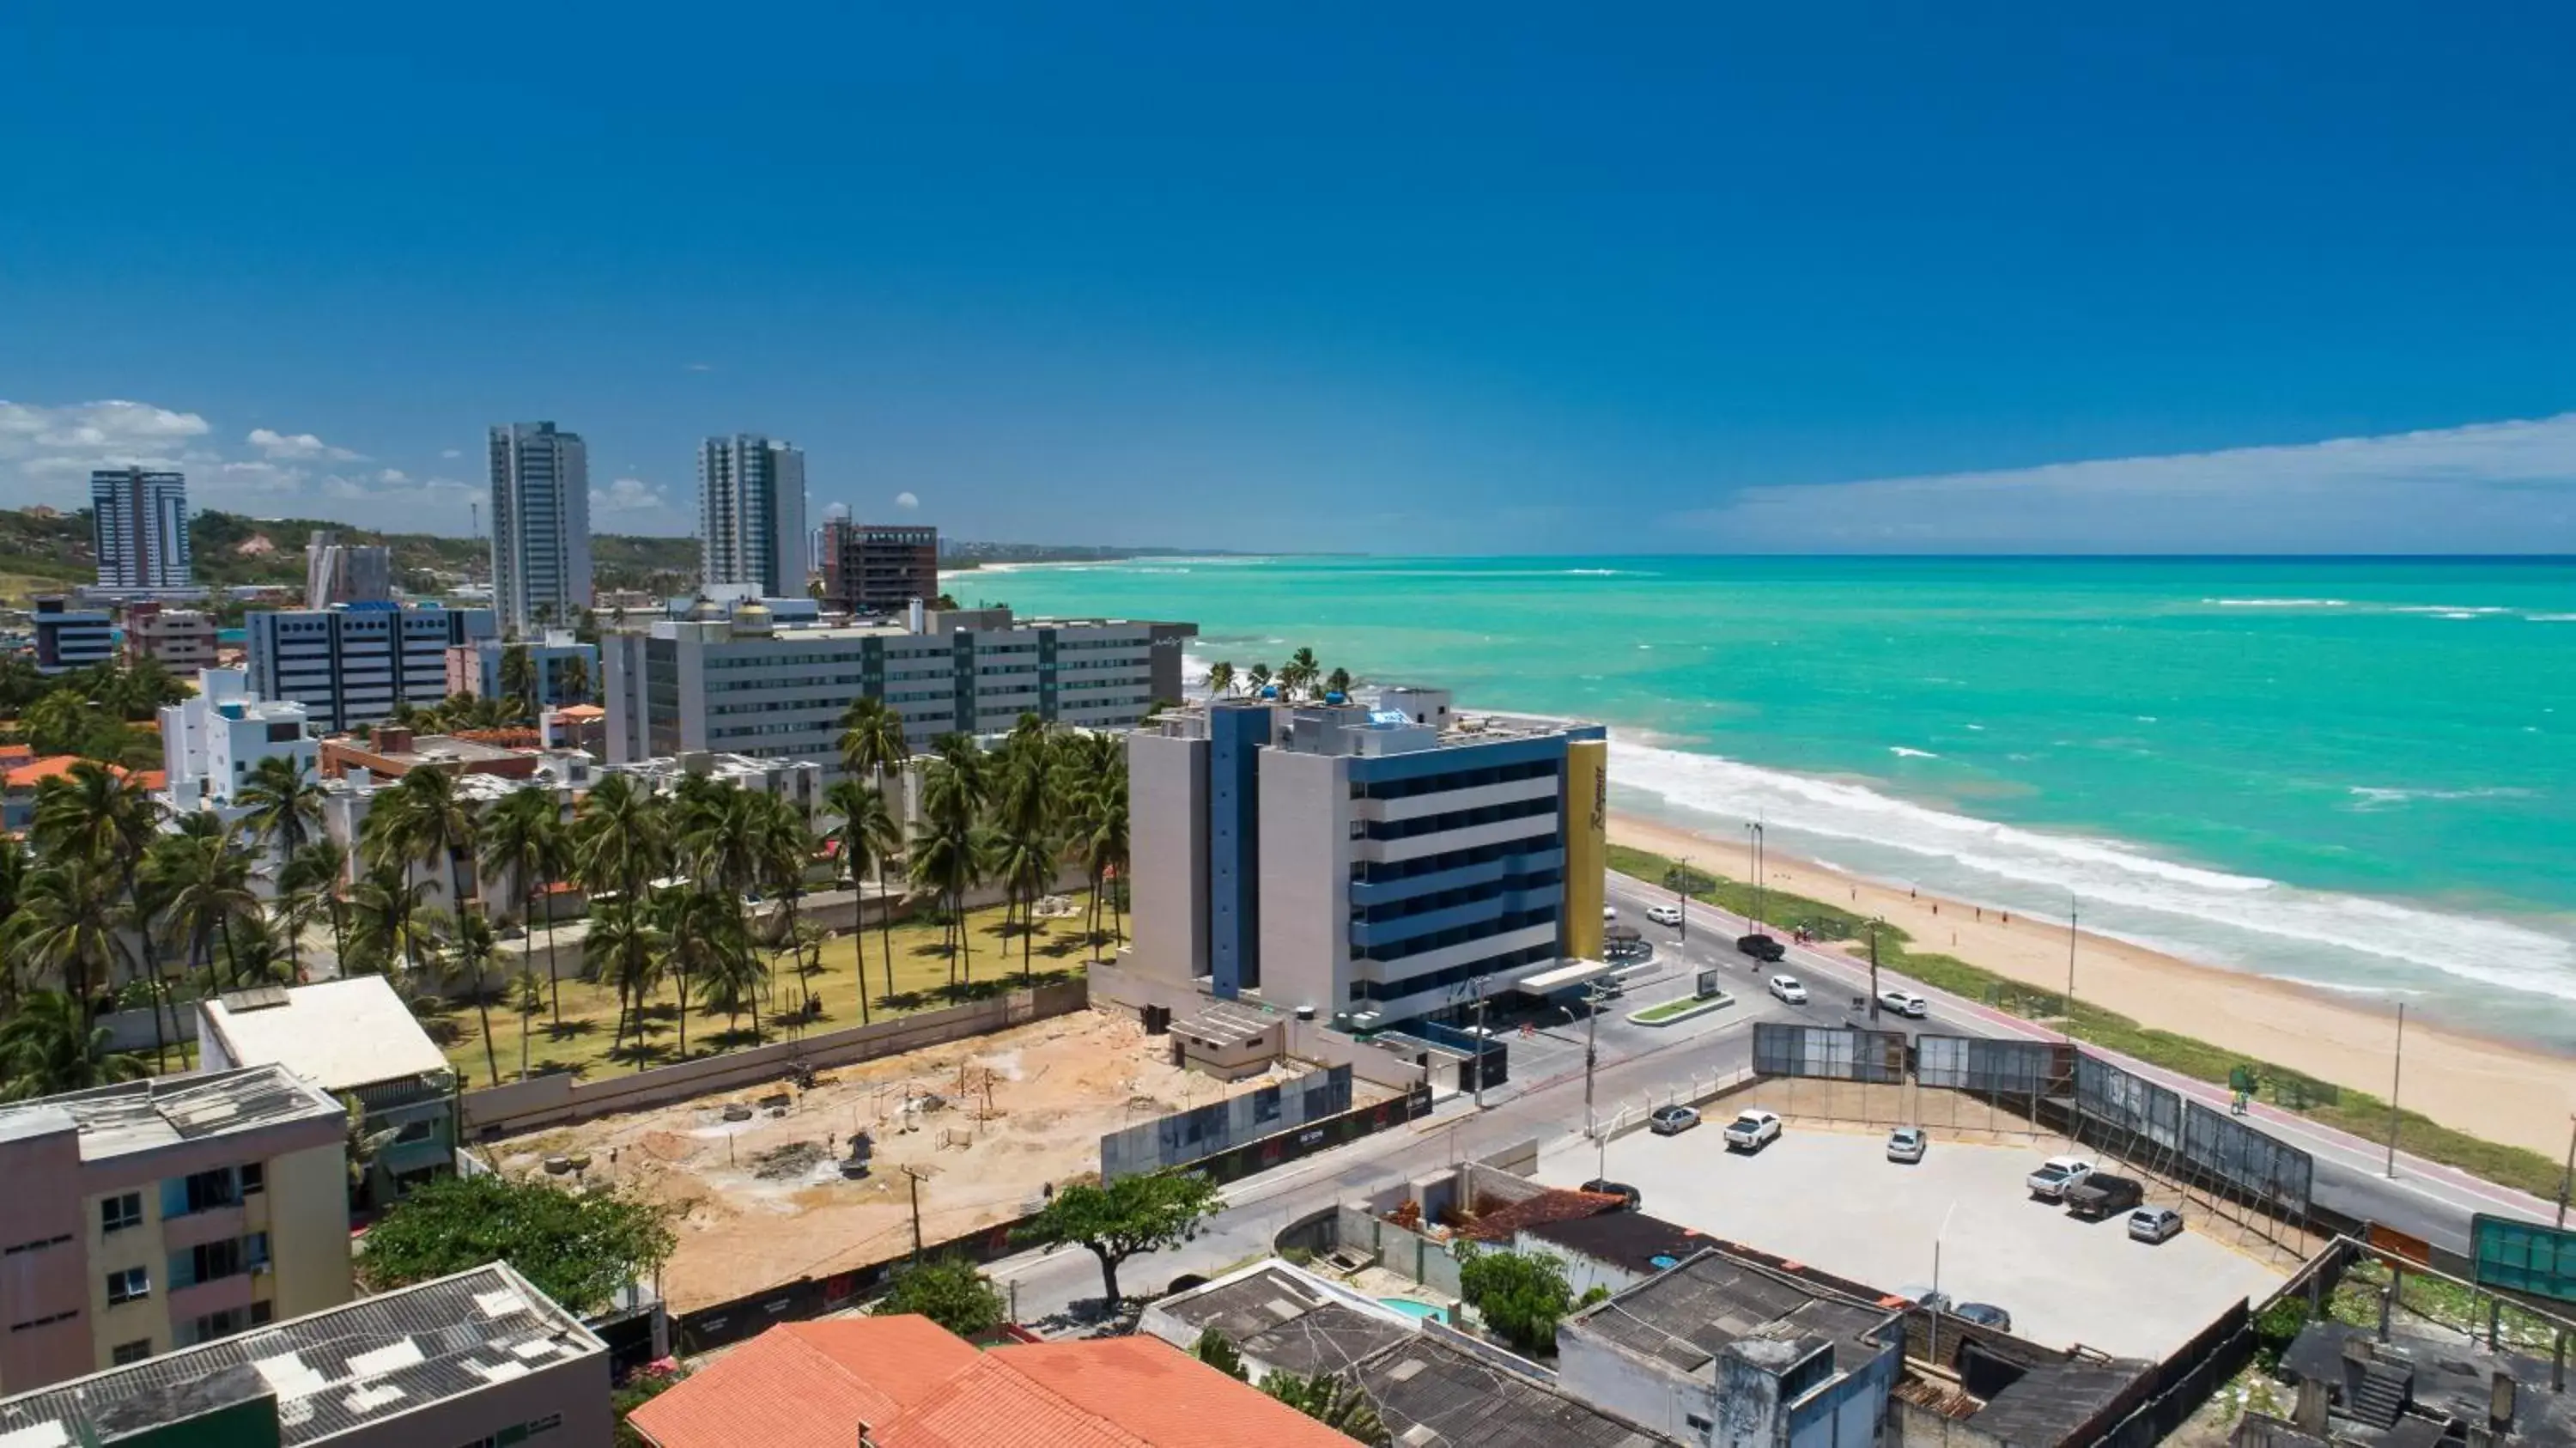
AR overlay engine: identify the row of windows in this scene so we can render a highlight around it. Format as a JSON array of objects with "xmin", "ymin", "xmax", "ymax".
[
  {"xmin": 1356, "ymin": 794, "xmax": 1557, "ymax": 843},
  {"xmin": 1351, "ymin": 836, "xmax": 1563, "ymax": 885},
  {"xmin": 1352, "ymin": 757, "xmax": 1560, "ymax": 802},
  {"xmin": 1349, "ymin": 867, "xmax": 1563, "ymax": 925},
  {"xmin": 1357, "ymin": 905, "xmax": 1559, "ymax": 964},
  {"xmin": 1346, "ymin": 941, "xmax": 1558, "ymax": 1003}
]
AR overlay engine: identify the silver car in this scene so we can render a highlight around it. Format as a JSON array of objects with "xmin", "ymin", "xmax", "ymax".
[
  {"xmin": 2128, "ymin": 1207, "xmax": 2184, "ymax": 1244},
  {"xmin": 1886, "ymin": 1127, "xmax": 1928, "ymax": 1163}
]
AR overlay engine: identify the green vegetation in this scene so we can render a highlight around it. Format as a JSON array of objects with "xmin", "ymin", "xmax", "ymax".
[
  {"xmin": 612, "ymin": 1365, "xmax": 684, "ymax": 1448},
  {"xmin": 1258, "ymin": 1370, "xmax": 1391, "ymax": 1445},
  {"xmin": 1630, "ymin": 994, "xmax": 1729, "ymax": 1025},
  {"xmin": 876, "ymin": 1257, "xmax": 1007, "ymax": 1338},
  {"xmin": 1194, "ymin": 1326, "xmax": 1249, "ymax": 1379},
  {"xmin": 1018, "ymin": 1169, "xmax": 1225, "ymax": 1309},
  {"xmin": 358, "ymin": 1172, "xmax": 675, "ymax": 1316},
  {"xmin": 1608, "ymin": 842, "xmax": 2569, "ymax": 1200},
  {"xmin": 1454, "ymin": 1244, "xmax": 1578, "ymax": 1355}
]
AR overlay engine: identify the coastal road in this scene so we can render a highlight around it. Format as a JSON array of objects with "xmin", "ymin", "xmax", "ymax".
[{"xmin": 1602, "ymin": 872, "xmax": 2559, "ymax": 1255}]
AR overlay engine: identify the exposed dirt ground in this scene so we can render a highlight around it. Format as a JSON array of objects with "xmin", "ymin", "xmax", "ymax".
[{"xmin": 489, "ymin": 1012, "xmax": 1358, "ymax": 1311}]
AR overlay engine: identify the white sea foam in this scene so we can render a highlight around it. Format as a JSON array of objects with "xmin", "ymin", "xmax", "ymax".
[
  {"xmin": 2206, "ymin": 597, "xmax": 2349, "ymax": 607},
  {"xmin": 1607, "ymin": 736, "xmax": 2576, "ymax": 1004},
  {"xmin": 2527, "ymin": 614, "xmax": 2576, "ymax": 624},
  {"xmin": 2390, "ymin": 605, "xmax": 2512, "ymax": 615},
  {"xmin": 2345, "ymin": 785, "xmax": 2533, "ymax": 810},
  {"xmin": 1888, "ymin": 746, "xmax": 1940, "ymax": 759}
]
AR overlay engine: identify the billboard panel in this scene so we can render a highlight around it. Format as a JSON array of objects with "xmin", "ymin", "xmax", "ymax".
[
  {"xmin": 1753, "ymin": 1023, "xmax": 1906, "ymax": 1083},
  {"xmin": 2471, "ymin": 1214, "xmax": 2576, "ymax": 1305},
  {"xmin": 2180, "ymin": 1098, "xmax": 2312, "ymax": 1212},
  {"xmin": 1915, "ymin": 1034, "xmax": 2055, "ymax": 1096},
  {"xmin": 2075, "ymin": 1054, "xmax": 2184, "ymax": 1150}
]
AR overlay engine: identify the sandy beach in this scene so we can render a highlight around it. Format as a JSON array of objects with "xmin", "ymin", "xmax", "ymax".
[{"xmin": 1611, "ymin": 812, "xmax": 2576, "ymax": 1159}]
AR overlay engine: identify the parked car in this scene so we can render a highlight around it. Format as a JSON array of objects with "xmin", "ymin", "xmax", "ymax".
[
  {"xmin": 1582, "ymin": 1179, "xmax": 1643, "ymax": 1211},
  {"xmin": 1604, "ymin": 905, "xmax": 1619, "ymax": 923},
  {"xmin": 1895, "ymin": 1285, "xmax": 1953, "ymax": 1313},
  {"xmin": 1955, "ymin": 1303, "xmax": 2013, "ymax": 1332},
  {"xmin": 1649, "ymin": 1104, "xmax": 1702, "ymax": 1136},
  {"xmin": 1647, "ymin": 903, "xmax": 1686, "ymax": 928},
  {"xmin": 2063, "ymin": 1173, "xmax": 2144, "ymax": 1221},
  {"xmin": 1877, "ymin": 989, "xmax": 1929, "ymax": 1019},
  {"xmin": 1886, "ymin": 1126, "xmax": 1929, "ymax": 1163},
  {"xmin": 1737, "ymin": 933, "xmax": 1787, "ymax": 963},
  {"xmin": 1723, "ymin": 1109, "xmax": 1783, "ymax": 1152},
  {"xmin": 2128, "ymin": 1207, "xmax": 2185, "ymax": 1244},
  {"xmin": 2026, "ymin": 1155, "xmax": 2097, "ymax": 1201},
  {"xmin": 1768, "ymin": 974, "xmax": 1808, "ymax": 1005}
]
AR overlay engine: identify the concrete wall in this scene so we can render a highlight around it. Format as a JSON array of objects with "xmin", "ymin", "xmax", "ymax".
[
  {"xmin": 1256, "ymin": 746, "xmax": 1348, "ymax": 1017},
  {"xmin": 1557, "ymin": 1323, "xmax": 1719, "ymax": 1444},
  {"xmin": 266, "ymin": 1140, "xmax": 355, "ymax": 1324},
  {"xmin": 364, "ymin": 1345, "xmax": 613, "ymax": 1448},
  {"xmin": 458, "ymin": 980, "xmax": 1087, "ymax": 1137},
  {"xmin": 1127, "ymin": 730, "xmax": 1209, "ymax": 988},
  {"xmin": 1283, "ymin": 1019, "xmax": 1431, "ymax": 1092},
  {"xmin": 99, "ymin": 1004, "xmax": 197, "ymax": 1055},
  {"xmin": 1336, "ymin": 1202, "xmax": 1469, "ymax": 1299}
]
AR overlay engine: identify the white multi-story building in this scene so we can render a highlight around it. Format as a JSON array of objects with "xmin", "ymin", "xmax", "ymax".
[
  {"xmin": 89, "ymin": 468, "xmax": 191, "ymax": 590},
  {"xmin": 598, "ymin": 601, "xmax": 1196, "ymax": 776},
  {"xmin": 486, "ymin": 422, "xmax": 592, "ymax": 635},
  {"xmin": 160, "ymin": 668, "xmax": 320, "ymax": 818},
  {"xmin": 243, "ymin": 603, "xmax": 457, "ymax": 733},
  {"xmin": 697, "ymin": 434, "xmax": 807, "ymax": 598}
]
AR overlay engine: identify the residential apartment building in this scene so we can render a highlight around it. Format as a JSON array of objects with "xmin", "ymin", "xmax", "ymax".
[
  {"xmin": 244, "ymin": 602, "xmax": 459, "ymax": 733},
  {"xmin": 488, "ymin": 421, "xmax": 592, "ymax": 634},
  {"xmin": 159, "ymin": 667, "xmax": 319, "ymax": 830},
  {"xmin": 303, "ymin": 529, "xmax": 392, "ymax": 607},
  {"xmin": 89, "ymin": 467, "xmax": 191, "ymax": 590},
  {"xmin": 125, "ymin": 602, "xmax": 218, "ymax": 672},
  {"xmin": 697, "ymin": 434, "xmax": 806, "ymax": 597},
  {"xmin": 198, "ymin": 978, "xmax": 458, "ymax": 1204},
  {"xmin": 0, "ymin": 1263, "xmax": 610, "ymax": 1448},
  {"xmin": 0, "ymin": 1065, "xmax": 351, "ymax": 1394},
  {"xmin": 446, "ymin": 630, "xmax": 599, "ymax": 709},
  {"xmin": 1127, "ymin": 688, "xmax": 1610, "ymax": 1028},
  {"xmin": 598, "ymin": 600, "xmax": 1196, "ymax": 776},
  {"xmin": 29, "ymin": 596, "xmax": 113, "ymax": 674},
  {"xmin": 816, "ymin": 514, "xmax": 936, "ymax": 617}
]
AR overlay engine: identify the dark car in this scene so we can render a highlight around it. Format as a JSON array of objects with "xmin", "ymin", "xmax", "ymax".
[
  {"xmin": 1737, "ymin": 934, "xmax": 1786, "ymax": 963},
  {"xmin": 1582, "ymin": 1178, "xmax": 1642, "ymax": 1211},
  {"xmin": 1955, "ymin": 1303, "xmax": 2013, "ymax": 1332}
]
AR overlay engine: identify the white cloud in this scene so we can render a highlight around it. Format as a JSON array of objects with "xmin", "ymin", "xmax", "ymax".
[
  {"xmin": 685, "ymin": 362, "xmax": 714, "ymax": 373},
  {"xmin": 593, "ymin": 477, "xmax": 670, "ymax": 513},
  {"xmin": 1671, "ymin": 414, "xmax": 2576, "ymax": 553},
  {"xmin": 894, "ymin": 490, "xmax": 920, "ymax": 511},
  {"xmin": 440, "ymin": 448, "xmax": 462, "ymax": 459},
  {"xmin": 0, "ymin": 399, "xmax": 211, "ymax": 479},
  {"xmin": 246, "ymin": 427, "xmax": 361, "ymax": 462},
  {"xmin": 377, "ymin": 468, "xmax": 409, "ymax": 485}
]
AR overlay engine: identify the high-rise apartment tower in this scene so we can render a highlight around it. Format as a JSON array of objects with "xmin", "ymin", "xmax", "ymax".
[
  {"xmin": 486, "ymin": 422, "xmax": 592, "ymax": 634},
  {"xmin": 88, "ymin": 468, "xmax": 191, "ymax": 590},
  {"xmin": 697, "ymin": 435, "xmax": 807, "ymax": 596}
]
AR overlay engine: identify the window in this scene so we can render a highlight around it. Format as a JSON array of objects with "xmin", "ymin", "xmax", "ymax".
[
  {"xmin": 101, "ymin": 1193, "xmax": 143, "ymax": 1234},
  {"xmin": 106, "ymin": 1268, "xmax": 149, "ymax": 1305},
  {"xmin": 112, "ymin": 1339, "xmax": 154, "ymax": 1365},
  {"xmin": 161, "ymin": 1167, "xmax": 240, "ymax": 1218},
  {"xmin": 239, "ymin": 1164, "xmax": 264, "ymax": 1196},
  {"xmin": 251, "ymin": 1299, "xmax": 274, "ymax": 1326},
  {"xmin": 1686, "ymin": 1415, "xmax": 1715, "ymax": 1432}
]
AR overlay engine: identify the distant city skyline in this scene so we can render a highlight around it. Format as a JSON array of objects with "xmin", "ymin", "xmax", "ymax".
[{"xmin": 5, "ymin": 9, "xmax": 2574, "ymax": 552}]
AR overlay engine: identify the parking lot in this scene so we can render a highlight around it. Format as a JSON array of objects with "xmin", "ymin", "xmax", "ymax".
[{"xmin": 1536, "ymin": 1115, "xmax": 2285, "ymax": 1360}]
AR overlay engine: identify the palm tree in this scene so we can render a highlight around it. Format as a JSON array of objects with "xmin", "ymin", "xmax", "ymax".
[
  {"xmin": 573, "ymin": 773, "xmax": 671, "ymax": 911},
  {"xmin": 31, "ymin": 760, "xmax": 158, "ymax": 1019},
  {"xmin": 500, "ymin": 643, "xmax": 537, "ymax": 719},
  {"xmin": 661, "ymin": 884, "xmax": 750, "ymax": 1050},
  {"xmin": 1325, "ymin": 666, "xmax": 1353, "ymax": 697},
  {"xmin": 344, "ymin": 859, "xmax": 431, "ymax": 985},
  {"xmin": 556, "ymin": 654, "xmax": 590, "ymax": 705},
  {"xmin": 750, "ymin": 791, "xmax": 818, "ymax": 1024},
  {"xmin": 586, "ymin": 899, "xmax": 667, "ymax": 1067},
  {"xmin": 11, "ymin": 860, "xmax": 131, "ymax": 1027},
  {"xmin": 0, "ymin": 991, "xmax": 145, "ymax": 1101},
  {"xmin": 142, "ymin": 830, "xmax": 259, "ymax": 996},
  {"xmin": 434, "ymin": 909, "xmax": 505, "ymax": 1086},
  {"xmin": 993, "ymin": 824, "xmax": 1057, "ymax": 985},
  {"xmin": 1080, "ymin": 770, "xmax": 1131, "ymax": 946},
  {"xmin": 1245, "ymin": 662, "xmax": 1273, "ymax": 697},
  {"xmin": 823, "ymin": 778, "xmax": 903, "ymax": 1009},
  {"xmin": 235, "ymin": 753, "xmax": 325, "ymax": 867},
  {"xmin": 1204, "ymin": 660, "xmax": 1235, "ymax": 700},
  {"xmin": 1280, "ymin": 647, "xmax": 1321, "ymax": 701},
  {"xmin": 480, "ymin": 789, "xmax": 572, "ymax": 1025},
  {"xmin": 282, "ymin": 839, "xmax": 351, "ymax": 968},
  {"xmin": 508, "ymin": 969, "xmax": 546, "ymax": 1080},
  {"xmin": 838, "ymin": 696, "xmax": 910, "ymax": 797},
  {"xmin": 1259, "ymin": 1372, "xmax": 1389, "ymax": 1446},
  {"xmin": 364, "ymin": 768, "xmax": 480, "ymax": 967}
]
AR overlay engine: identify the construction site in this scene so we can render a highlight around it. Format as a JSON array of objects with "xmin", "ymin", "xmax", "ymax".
[{"xmin": 483, "ymin": 1009, "xmax": 1386, "ymax": 1312}]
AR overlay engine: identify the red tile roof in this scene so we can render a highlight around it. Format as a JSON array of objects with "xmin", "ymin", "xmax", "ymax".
[
  {"xmin": 627, "ymin": 1317, "xmax": 1357, "ymax": 1448},
  {"xmin": 1453, "ymin": 1186, "xmax": 1628, "ymax": 1243}
]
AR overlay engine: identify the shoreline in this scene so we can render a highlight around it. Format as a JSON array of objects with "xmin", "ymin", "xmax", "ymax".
[{"xmin": 1608, "ymin": 810, "xmax": 2576, "ymax": 1159}]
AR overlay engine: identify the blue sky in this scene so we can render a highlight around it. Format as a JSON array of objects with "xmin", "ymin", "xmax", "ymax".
[{"xmin": 4, "ymin": 3, "xmax": 2573, "ymax": 551}]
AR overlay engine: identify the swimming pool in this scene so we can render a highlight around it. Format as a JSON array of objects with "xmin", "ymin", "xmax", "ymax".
[{"xmin": 1376, "ymin": 1298, "xmax": 1448, "ymax": 1324}]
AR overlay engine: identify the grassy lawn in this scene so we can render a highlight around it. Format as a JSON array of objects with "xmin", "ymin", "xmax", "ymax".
[
  {"xmin": 1631, "ymin": 995, "xmax": 1728, "ymax": 1024},
  {"xmin": 425, "ymin": 897, "xmax": 1113, "ymax": 1086},
  {"xmin": 1608, "ymin": 843, "xmax": 2568, "ymax": 1201}
]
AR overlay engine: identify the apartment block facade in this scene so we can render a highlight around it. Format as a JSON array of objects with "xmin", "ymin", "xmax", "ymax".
[
  {"xmin": 1128, "ymin": 690, "xmax": 1609, "ymax": 1027},
  {"xmin": 29, "ymin": 597, "xmax": 113, "ymax": 675},
  {"xmin": 817, "ymin": 519, "xmax": 938, "ymax": 617},
  {"xmin": 245, "ymin": 602, "xmax": 467, "ymax": 732},
  {"xmin": 0, "ymin": 1066, "xmax": 351, "ymax": 1395},
  {"xmin": 446, "ymin": 631, "xmax": 600, "ymax": 709},
  {"xmin": 698, "ymin": 434, "xmax": 807, "ymax": 597},
  {"xmin": 488, "ymin": 421, "xmax": 592, "ymax": 634},
  {"xmin": 125, "ymin": 603, "xmax": 218, "ymax": 672},
  {"xmin": 89, "ymin": 467, "xmax": 192, "ymax": 590},
  {"xmin": 598, "ymin": 602, "xmax": 1195, "ymax": 774}
]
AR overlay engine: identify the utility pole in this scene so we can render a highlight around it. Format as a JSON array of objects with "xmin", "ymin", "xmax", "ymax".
[
  {"xmin": 1747, "ymin": 823, "xmax": 1767, "ymax": 936},
  {"xmin": 1583, "ymin": 979, "xmax": 1602, "ymax": 1136},
  {"xmin": 1471, "ymin": 984, "xmax": 1490, "ymax": 1110},
  {"xmin": 2063, "ymin": 894, "xmax": 2080, "ymax": 1038},
  {"xmin": 903, "ymin": 1165, "xmax": 927, "ymax": 1262},
  {"xmin": 1674, "ymin": 856, "xmax": 1692, "ymax": 943},
  {"xmin": 2385, "ymin": 1003, "xmax": 2406, "ymax": 1178},
  {"xmin": 2560, "ymin": 1114, "xmax": 2575, "ymax": 1228},
  {"xmin": 1867, "ymin": 919, "xmax": 1883, "ymax": 1023}
]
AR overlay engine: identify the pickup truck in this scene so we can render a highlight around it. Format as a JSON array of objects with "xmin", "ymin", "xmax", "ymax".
[
  {"xmin": 1737, "ymin": 934, "xmax": 1787, "ymax": 964},
  {"xmin": 2025, "ymin": 1155, "xmax": 2095, "ymax": 1201},
  {"xmin": 2063, "ymin": 1173, "xmax": 2144, "ymax": 1220},
  {"xmin": 1724, "ymin": 1109, "xmax": 1783, "ymax": 1152}
]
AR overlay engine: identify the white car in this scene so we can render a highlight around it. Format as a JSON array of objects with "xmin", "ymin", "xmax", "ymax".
[
  {"xmin": 1604, "ymin": 905, "xmax": 1619, "ymax": 923},
  {"xmin": 1647, "ymin": 903, "xmax": 1685, "ymax": 928},
  {"xmin": 1886, "ymin": 1126, "xmax": 1928, "ymax": 1163},
  {"xmin": 1768, "ymin": 975, "xmax": 1807, "ymax": 1005},
  {"xmin": 1877, "ymin": 989, "xmax": 1929, "ymax": 1019},
  {"xmin": 1723, "ymin": 1110, "xmax": 1783, "ymax": 1152},
  {"xmin": 2026, "ymin": 1155, "xmax": 2096, "ymax": 1201}
]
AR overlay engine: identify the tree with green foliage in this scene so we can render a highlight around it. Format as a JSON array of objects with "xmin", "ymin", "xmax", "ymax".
[
  {"xmin": 500, "ymin": 643, "xmax": 538, "ymax": 719},
  {"xmin": 823, "ymin": 777, "xmax": 902, "ymax": 1013},
  {"xmin": 1018, "ymin": 1169, "xmax": 1223, "ymax": 1310},
  {"xmin": 0, "ymin": 989, "xmax": 146, "ymax": 1100},
  {"xmin": 358, "ymin": 1172, "xmax": 674, "ymax": 1316},
  {"xmin": 1454, "ymin": 1244, "xmax": 1577, "ymax": 1355},
  {"xmin": 1259, "ymin": 1371, "xmax": 1389, "ymax": 1445},
  {"xmin": 479, "ymin": 788, "xmax": 571, "ymax": 1025},
  {"xmin": 877, "ymin": 1257, "xmax": 1007, "ymax": 1339},
  {"xmin": 1194, "ymin": 1327, "xmax": 1248, "ymax": 1380}
]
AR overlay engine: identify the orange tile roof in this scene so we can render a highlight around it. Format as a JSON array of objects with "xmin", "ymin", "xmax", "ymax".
[
  {"xmin": 552, "ymin": 703, "xmax": 606, "ymax": 720},
  {"xmin": 4, "ymin": 756, "xmax": 88, "ymax": 788},
  {"xmin": 627, "ymin": 1317, "xmax": 1356, "ymax": 1448},
  {"xmin": 0, "ymin": 743, "xmax": 33, "ymax": 762}
]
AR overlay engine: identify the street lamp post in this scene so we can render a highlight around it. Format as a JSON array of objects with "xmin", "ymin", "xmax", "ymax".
[
  {"xmin": 1747, "ymin": 823, "xmax": 1768, "ymax": 937},
  {"xmin": 1674, "ymin": 855, "xmax": 1692, "ymax": 944},
  {"xmin": 1867, "ymin": 918, "xmax": 1885, "ymax": 1023},
  {"xmin": 2385, "ymin": 1001, "xmax": 2406, "ymax": 1178}
]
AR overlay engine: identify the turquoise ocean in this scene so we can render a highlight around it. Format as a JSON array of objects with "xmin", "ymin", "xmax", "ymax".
[{"xmin": 957, "ymin": 556, "xmax": 2576, "ymax": 1050}]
